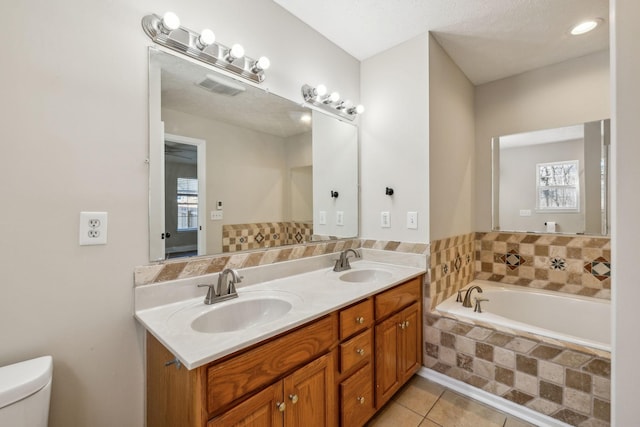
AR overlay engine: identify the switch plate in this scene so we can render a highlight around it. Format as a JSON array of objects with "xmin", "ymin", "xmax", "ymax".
[
  {"xmin": 407, "ymin": 211, "xmax": 418, "ymax": 229},
  {"xmin": 211, "ymin": 211, "xmax": 223, "ymax": 220},
  {"xmin": 520, "ymin": 209, "xmax": 532, "ymax": 217},
  {"xmin": 336, "ymin": 211, "xmax": 344, "ymax": 226},
  {"xmin": 381, "ymin": 211, "xmax": 390, "ymax": 228},
  {"xmin": 79, "ymin": 212, "xmax": 108, "ymax": 245},
  {"xmin": 319, "ymin": 211, "xmax": 327, "ymax": 225}
]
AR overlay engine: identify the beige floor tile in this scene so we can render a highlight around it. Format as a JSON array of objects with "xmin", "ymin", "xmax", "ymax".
[
  {"xmin": 367, "ymin": 401, "xmax": 424, "ymax": 427},
  {"xmin": 394, "ymin": 376, "xmax": 446, "ymax": 416},
  {"xmin": 419, "ymin": 418, "xmax": 442, "ymax": 427},
  {"xmin": 426, "ymin": 390, "xmax": 506, "ymax": 427},
  {"xmin": 504, "ymin": 416, "xmax": 537, "ymax": 427}
]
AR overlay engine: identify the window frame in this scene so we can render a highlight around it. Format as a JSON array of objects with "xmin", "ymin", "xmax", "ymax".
[
  {"xmin": 535, "ymin": 160, "xmax": 580, "ymax": 213},
  {"xmin": 176, "ymin": 177, "xmax": 199, "ymax": 232}
]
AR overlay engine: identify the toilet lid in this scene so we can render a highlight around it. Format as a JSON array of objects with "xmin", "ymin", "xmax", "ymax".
[{"xmin": 0, "ymin": 356, "xmax": 53, "ymax": 409}]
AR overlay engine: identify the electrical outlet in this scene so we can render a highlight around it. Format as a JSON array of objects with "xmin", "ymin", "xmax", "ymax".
[{"xmin": 79, "ymin": 212, "xmax": 108, "ymax": 245}]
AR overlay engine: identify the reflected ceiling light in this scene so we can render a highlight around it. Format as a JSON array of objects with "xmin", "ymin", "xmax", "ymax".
[
  {"xmin": 142, "ymin": 13, "xmax": 270, "ymax": 83},
  {"xmin": 226, "ymin": 44, "xmax": 245, "ymax": 62},
  {"xmin": 160, "ymin": 12, "xmax": 180, "ymax": 34},
  {"xmin": 300, "ymin": 113, "xmax": 312, "ymax": 123},
  {"xmin": 301, "ymin": 84, "xmax": 364, "ymax": 121},
  {"xmin": 570, "ymin": 19, "xmax": 601, "ymax": 35},
  {"xmin": 251, "ymin": 56, "xmax": 271, "ymax": 72},
  {"xmin": 196, "ymin": 29, "xmax": 215, "ymax": 49}
]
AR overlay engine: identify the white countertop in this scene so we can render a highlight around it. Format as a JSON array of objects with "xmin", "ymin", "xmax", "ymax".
[{"xmin": 134, "ymin": 255, "xmax": 425, "ymax": 370}]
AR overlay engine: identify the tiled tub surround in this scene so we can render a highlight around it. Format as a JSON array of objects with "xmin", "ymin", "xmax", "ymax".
[
  {"xmin": 424, "ymin": 312, "xmax": 611, "ymax": 426},
  {"xmin": 429, "ymin": 232, "xmax": 475, "ymax": 310},
  {"xmin": 475, "ymin": 232, "xmax": 611, "ymax": 300},
  {"xmin": 134, "ymin": 238, "xmax": 429, "ymax": 286},
  {"xmin": 221, "ymin": 221, "xmax": 313, "ymax": 252}
]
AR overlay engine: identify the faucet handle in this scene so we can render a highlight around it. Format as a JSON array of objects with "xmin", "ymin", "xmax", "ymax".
[
  {"xmin": 197, "ymin": 284, "xmax": 218, "ymax": 304},
  {"xmin": 456, "ymin": 289, "xmax": 464, "ymax": 303},
  {"xmin": 474, "ymin": 297, "xmax": 489, "ymax": 313}
]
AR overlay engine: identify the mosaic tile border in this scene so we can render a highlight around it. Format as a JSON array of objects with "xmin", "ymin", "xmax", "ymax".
[
  {"xmin": 134, "ymin": 238, "xmax": 430, "ymax": 286},
  {"xmin": 424, "ymin": 312, "xmax": 610, "ymax": 426},
  {"xmin": 222, "ymin": 222, "xmax": 312, "ymax": 252}
]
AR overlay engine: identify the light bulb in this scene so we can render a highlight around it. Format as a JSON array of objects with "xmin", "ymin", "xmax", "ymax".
[
  {"xmin": 355, "ymin": 104, "xmax": 365, "ymax": 114},
  {"xmin": 161, "ymin": 12, "xmax": 180, "ymax": 33},
  {"xmin": 315, "ymin": 84, "xmax": 327, "ymax": 97},
  {"xmin": 300, "ymin": 113, "xmax": 312, "ymax": 123},
  {"xmin": 570, "ymin": 19, "xmax": 599, "ymax": 35},
  {"xmin": 253, "ymin": 56, "xmax": 270, "ymax": 72},
  {"xmin": 198, "ymin": 29, "xmax": 216, "ymax": 48},
  {"xmin": 227, "ymin": 44, "xmax": 245, "ymax": 61},
  {"xmin": 328, "ymin": 92, "xmax": 340, "ymax": 103}
]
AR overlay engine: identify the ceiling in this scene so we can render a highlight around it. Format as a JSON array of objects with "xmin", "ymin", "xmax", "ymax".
[{"xmin": 273, "ymin": 0, "xmax": 609, "ymax": 85}]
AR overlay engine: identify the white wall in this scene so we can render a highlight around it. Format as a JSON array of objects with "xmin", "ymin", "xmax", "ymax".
[
  {"xmin": 475, "ymin": 51, "xmax": 610, "ymax": 231},
  {"xmin": 428, "ymin": 35, "xmax": 476, "ymax": 241},
  {"xmin": 360, "ymin": 33, "xmax": 430, "ymax": 242},
  {"xmin": 0, "ymin": 1, "xmax": 359, "ymax": 426},
  {"xmin": 611, "ymin": 0, "xmax": 640, "ymax": 423}
]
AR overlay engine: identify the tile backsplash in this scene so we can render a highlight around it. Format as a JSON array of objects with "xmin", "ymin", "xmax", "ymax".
[
  {"xmin": 429, "ymin": 233, "xmax": 475, "ymax": 310},
  {"xmin": 222, "ymin": 221, "xmax": 312, "ymax": 252}
]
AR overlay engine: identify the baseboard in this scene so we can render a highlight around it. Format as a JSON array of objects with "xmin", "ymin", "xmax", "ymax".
[{"xmin": 417, "ymin": 367, "xmax": 571, "ymax": 427}]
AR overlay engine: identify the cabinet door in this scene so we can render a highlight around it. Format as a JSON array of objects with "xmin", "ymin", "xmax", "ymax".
[
  {"xmin": 374, "ymin": 312, "xmax": 401, "ymax": 406},
  {"xmin": 284, "ymin": 352, "xmax": 336, "ymax": 427},
  {"xmin": 207, "ymin": 382, "xmax": 284, "ymax": 427},
  {"xmin": 399, "ymin": 303, "xmax": 421, "ymax": 382}
]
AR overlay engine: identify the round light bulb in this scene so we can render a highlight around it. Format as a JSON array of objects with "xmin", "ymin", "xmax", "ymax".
[
  {"xmin": 355, "ymin": 104, "xmax": 365, "ymax": 114},
  {"xmin": 300, "ymin": 113, "xmax": 312, "ymax": 123},
  {"xmin": 256, "ymin": 56, "xmax": 271, "ymax": 71},
  {"xmin": 570, "ymin": 19, "xmax": 599, "ymax": 35},
  {"xmin": 315, "ymin": 84, "xmax": 327, "ymax": 97},
  {"xmin": 161, "ymin": 12, "xmax": 180, "ymax": 31},
  {"xmin": 329, "ymin": 92, "xmax": 340, "ymax": 103},
  {"xmin": 198, "ymin": 29, "xmax": 215, "ymax": 46},
  {"xmin": 230, "ymin": 44, "xmax": 245, "ymax": 59}
]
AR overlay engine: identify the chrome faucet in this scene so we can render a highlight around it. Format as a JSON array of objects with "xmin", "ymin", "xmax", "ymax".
[
  {"xmin": 197, "ymin": 268, "xmax": 242, "ymax": 304},
  {"xmin": 333, "ymin": 249, "xmax": 360, "ymax": 272},
  {"xmin": 462, "ymin": 285, "xmax": 483, "ymax": 308}
]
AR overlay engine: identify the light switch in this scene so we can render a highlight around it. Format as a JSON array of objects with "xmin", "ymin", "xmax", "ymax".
[
  {"xmin": 211, "ymin": 211, "xmax": 223, "ymax": 220},
  {"xmin": 407, "ymin": 211, "xmax": 418, "ymax": 229},
  {"xmin": 381, "ymin": 211, "xmax": 390, "ymax": 228},
  {"xmin": 520, "ymin": 209, "xmax": 532, "ymax": 217},
  {"xmin": 319, "ymin": 211, "xmax": 327, "ymax": 225},
  {"xmin": 336, "ymin": 211, "xmax": 344, "ymax": 226}
]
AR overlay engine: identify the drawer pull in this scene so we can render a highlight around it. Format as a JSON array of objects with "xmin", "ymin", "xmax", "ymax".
[
  {"xmin": 398, "ymin": 321, "xmax": 409, "ymax": 330},
  {"xmin": 356, "ymin": 348, "xmax": 365, "ymax": 356},
  {"xmin": 398, "ymin": 322, "xmax": 405, "ymax": 330},
  {"xmin": 276, "ymin": 402, "xmax": 286, "ymax": 412},
  {"xmin": 289, "ymin": 394, "xmax": 299, "ymax": 404},
  {"xmin": 356, "ymin": 316, "xmax": 365, "ymax": 324},
  {"xmin": 357, "ymin": 396, "xmax": 365, "ymax": 405}
]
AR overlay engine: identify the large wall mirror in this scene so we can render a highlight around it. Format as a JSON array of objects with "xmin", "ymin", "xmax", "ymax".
[
  {"xmin": 492, "ymin": 119, "xmax": 610, "ymax": 235},
  {"xmin": 148, "ymin": 48, "xmax": 358, "ymax": 261}
]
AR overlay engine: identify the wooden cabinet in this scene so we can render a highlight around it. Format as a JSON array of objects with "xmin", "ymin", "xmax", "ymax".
[
  {"xmin": 146, "ymin": 274, "xmax": 423, "ymax": 427},
  {"xmin": 374, "ymin": 277, "xmax": 422, "ymax": 408},
  {"xmin": 208, "ymin": 353, "xmax": 335, "ymax": 427}
]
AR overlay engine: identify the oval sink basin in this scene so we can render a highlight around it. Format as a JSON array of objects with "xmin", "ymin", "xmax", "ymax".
[
  {"xmin": 191, "ymin": 297, "xmax": 293, "ymax": 333},
  {"xmin": 339, "ymin": 269, "xmax": 393, "ymax": 283}
]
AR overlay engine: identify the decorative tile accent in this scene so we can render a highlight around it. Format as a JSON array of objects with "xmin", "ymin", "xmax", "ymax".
[
  {"xmin": 221, "ymin": 222, "xmax": 312, "ymax": 252},
  {"xmin": 429, "ymin": 232, "xmax": 475, "ymax": 310},
  {"xmin": 500, "ymin": 250, "xmax": 525, "ymax": 270},
  {"xmin": 550, "ymin": 257, "xmax": 566, "ymax": 271},
  {"xmin": 584, "ymin": 257, "xmax": 611, "ymax": 281},
  {"xmin": 424, "ymin": 311, "xmax": 610, "ymax": 426}
]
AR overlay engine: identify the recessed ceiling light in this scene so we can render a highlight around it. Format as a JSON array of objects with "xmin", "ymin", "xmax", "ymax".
[{"xmin": 570, "ymin": 19, "xmax": 601, "ymax": 35}]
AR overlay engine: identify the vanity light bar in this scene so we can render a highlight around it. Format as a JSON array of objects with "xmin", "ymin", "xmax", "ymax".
[
  {"xmin": 142, "ymin": 12, "xmax": 270, "ymax": 83},
  {"xmin": 301, "ymin": 84, "xmax": 364, "ymax": 121}
]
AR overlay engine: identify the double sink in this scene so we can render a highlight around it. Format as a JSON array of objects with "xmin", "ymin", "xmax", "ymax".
[{"xmin": 135, "ymin": 258, "xmax": 424, "ymax": 369}]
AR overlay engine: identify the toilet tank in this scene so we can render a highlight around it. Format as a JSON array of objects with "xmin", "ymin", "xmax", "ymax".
[{"xmin": 0, "ymin": 356, "xmax": 53, "ymax": 427}]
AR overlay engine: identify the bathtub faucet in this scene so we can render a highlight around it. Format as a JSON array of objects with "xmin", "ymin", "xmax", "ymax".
[{"xmin": 462, "ymin": 285, "xmax": 483, "ymax": 308}]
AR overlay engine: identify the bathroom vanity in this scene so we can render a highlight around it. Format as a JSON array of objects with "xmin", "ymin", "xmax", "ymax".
[{"xmin": 136, "ymin": 257, "xmax": 424, "ymax": 427}]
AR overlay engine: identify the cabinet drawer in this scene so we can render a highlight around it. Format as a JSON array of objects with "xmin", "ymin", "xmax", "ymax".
[
  {"xmin": 375, "ymin": 278, "xmax": 420, "ymax": 320},
  {"xmin": 339, "ymin": 299, "xmax": 373, "ymax": 340},
  {"xmin": 205, "ymin": 314, "xmax": 338, "ymax": 415},
  {"xmin": 340, "ymin": 364, "xmax": 375, "ymax": 427},
  {"xmin": 340, "ymin": 329, "xmax": 372, "ymax": 373}
]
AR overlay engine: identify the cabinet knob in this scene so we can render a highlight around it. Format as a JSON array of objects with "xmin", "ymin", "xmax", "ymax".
[
  {"xmin": 356, "ymin": 316, "xmax": 365, "ymax": 324},
  {"xmin": 276, "ymin": 402, "xmax": 286, "ymax": 412},
  {"xmin": 405, "ymin": 320, "xmax": 410, "ymax": 328},
  {"xmin": 357, "ymin": 396, "xmax": 365, "ymax": 405},
  {"xmin": 356, "ymin": 348, "xmax": 365, "ymax": 356},
  {"xmin": 398, "ymin": 322, "xmax": 405, "ymax": 330},
  {"xmin": 289, "ymin": 394, "xmax": 299, "ymax": 404}
]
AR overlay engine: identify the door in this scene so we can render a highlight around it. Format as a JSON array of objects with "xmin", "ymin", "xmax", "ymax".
[
  {"xmin": 284, "ymin": 352, "xmax": 336, "ymax": 427},
  {"xmin": 207, "ymin": 382, "xmax": 284, "ymax": 427}
]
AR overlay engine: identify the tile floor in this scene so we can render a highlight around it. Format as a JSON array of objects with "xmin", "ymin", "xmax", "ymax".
[{"xmin": 366, "ymin": 375, "xmax": 536, "ymax": 427}]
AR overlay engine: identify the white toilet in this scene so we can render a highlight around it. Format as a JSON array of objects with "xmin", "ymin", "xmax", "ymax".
[{"xmin": 0, "ymin": 356, "xmax": 53, "ymax": 427}]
